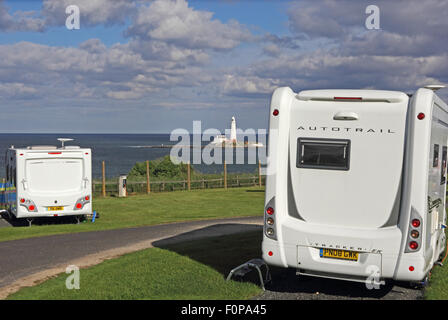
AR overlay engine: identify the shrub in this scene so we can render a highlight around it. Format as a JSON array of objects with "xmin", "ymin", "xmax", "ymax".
[{"xmin": 128, "ymin": 156, "xmax": 193, "ymax": 180}]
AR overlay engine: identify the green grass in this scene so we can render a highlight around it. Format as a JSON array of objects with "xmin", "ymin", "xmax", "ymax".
[
  {"xmin": 424, "ymin": 230, "xmax": 448, "ymax": 300},
  {"xmin": 425, "ymin": 262, "xmax": 448, "ymax": 299},
  {"xmin": 8, "ymin": 231, "xmax": 263, "ymax": 300},
  {"xmin": 0, "ymin": 187, "xmax": 264, "ymax": 242}
]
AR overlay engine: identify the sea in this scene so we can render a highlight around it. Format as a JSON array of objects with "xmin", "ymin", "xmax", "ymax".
[{"xmin": 0, "ymin": 134, "xmax": 266, "ymax": 179}]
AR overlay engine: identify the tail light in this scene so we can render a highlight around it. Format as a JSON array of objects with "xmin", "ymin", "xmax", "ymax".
[
  {"xmin": 412, "ymin": 219, "xmax": 421, "ymax": 228},
  {"xmin": 19, "ymin": 199, "xmax": 38, "ymax": 212},
  {"xmin": 417, "ymin": 113, "xmax": 425, "ymax": 120},
  {"xmin": 264, "ymin": 199, "xmax": 277, "ymax": 240},
  {"xmin": 409, "ymin": 241, "xmax": 419, "ymax": 250},
  {"xmin": 405, "ymin": 208, "xmax": 422, "ymax": 253},
  {"xmin": 74, "ymin": 195, "xmax": 90, "ymax": 210},
  {"xmin": 272, "ymin": 109, "xmax": 279, "ymax": 116}
]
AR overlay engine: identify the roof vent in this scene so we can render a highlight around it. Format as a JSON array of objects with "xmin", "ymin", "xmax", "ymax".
[
  {"xmin": 424, "ymin": 85, "xmax": 446, "ymax": 91},
  {"xmin": 27, "ymin": 145, "xmax": 57, "ymax": 150}
]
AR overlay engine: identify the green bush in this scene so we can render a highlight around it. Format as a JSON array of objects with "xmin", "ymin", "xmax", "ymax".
[{"xmin": 128, "ymin": 156, "xmax": 193, "ymax": 180}]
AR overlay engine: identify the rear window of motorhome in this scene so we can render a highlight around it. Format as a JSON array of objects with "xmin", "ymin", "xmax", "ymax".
[{"xmin": 297, "ymin": 138, "xmax": 350, "ymax": 170}]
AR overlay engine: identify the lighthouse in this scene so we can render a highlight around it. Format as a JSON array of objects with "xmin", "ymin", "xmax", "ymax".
[{"xmin": 230, "ymin": 116, "xmax": 237, "ymax": 143}]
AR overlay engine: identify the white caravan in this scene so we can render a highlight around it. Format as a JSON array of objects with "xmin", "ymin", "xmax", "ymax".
[
  {"xmin": 5, "ymin": 140, "xmax": 92, "ymax": 224},
  {"xmin": 262, "ymin": 86, "xmax": 448, "ymax": 284}
]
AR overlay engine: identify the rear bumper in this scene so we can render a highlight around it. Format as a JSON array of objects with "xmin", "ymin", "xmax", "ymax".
[
  {"xmin": 262, "ymin": 219, "xmax": 409, "ymax": 281},
  {"xmin": 15, "ymin": 206, "xmax": 91, "ymax": 218}
]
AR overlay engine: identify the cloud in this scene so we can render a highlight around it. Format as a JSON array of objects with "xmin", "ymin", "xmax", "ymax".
[
  {"xmin": 286, "ymin": 0, "xmax": 448, "ymax": 56},
  {"xmin": 0, "ymin": 0, "xmax": 45, "ymax": 32},
  {"xmin": 0, "ymin": 0, "xmax": 137, "ymax": 32},
  {"xmin": 0, "ymin": 39, "xmax": 215, "ymax": 102},
  {"xmin": 218, "ymin": 0, "xmax": 448, "ymax": 98},
  {"xmin": 2, "ymin": 0, "xmax": 447, "ymax": 119},
  {"xmin": 0, "ymin": 0, "xmax": 255, "ymax": 104},
  {"xmin": 42, "ymin": 0, "xmax": 136, "ymax": 27},
  {"xmin": 222, "ymin": 51, "xmax": 448, "ymax": 99},
  {"xmin": 287, "ymin": 0, "xmax": 363, "ymax": 39},
  {"xmin": 0, "ymin": 82, "xmax": 37, "ymax": 98},
  {"xmin": 221, "ymin": 74, "xmax": 279, "ymax": 98},
  {"xmin": 125, "ymin": 0, "xmax": 250, "ymax": 51}
]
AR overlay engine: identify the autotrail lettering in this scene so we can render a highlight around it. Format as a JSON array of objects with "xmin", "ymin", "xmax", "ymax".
[{"xmin": 297, "ymin": 126, "xmax": 395, "ymax": 134}]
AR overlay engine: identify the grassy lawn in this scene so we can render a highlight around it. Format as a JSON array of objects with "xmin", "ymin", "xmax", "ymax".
[
  {"xmin": 425, "ymin": 263, "xmax": 448, "ymax": 299},
  {"xmin": 8, "ymin": 231, "xmax": 263, "ymax": 300},
  {"xmin": 0, "ymin": 187, "xmax": 264, "ymax": 242},
  {"xmin": 424, "ymin": 230, "xmax": 448, "ymax": 300}
]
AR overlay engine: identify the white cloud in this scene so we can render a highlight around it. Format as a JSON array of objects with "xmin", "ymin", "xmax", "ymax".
[
  {"xmin": 125, "ymin": 0, "xmax": 250, "ymax": 51},
  {"xmin": 0, "ymin": 82, "xmax": 37, "ymax": 98},
  {"xmin": 2, "ymin": 0, "xmax": 447, "ymax": 117},
  {"xmin": 0, "ymin": 39, "xmax": 214, "ymax": 102},
  {"xmin": 42, "ymin": 0, "xmax": 136, "ymax": 27},
  {"xmin": 221, "ymin": 74, "xmax": 279, "ymax": 97},
  {"xmin": 218, "ymin": 0, "xmax": 448, "ymax": 98},
  {"xmin": 0, "ymin": 0, "xmax": 44, "ymax": 32}
]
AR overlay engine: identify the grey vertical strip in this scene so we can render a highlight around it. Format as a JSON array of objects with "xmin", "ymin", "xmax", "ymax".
[
  {"xmin": 380, "ymin": 180, "xmax": 402, "ymax": 228},
  {"xmin": 288, "ymin": 145, "xmax": 304, "ymax": 221}
]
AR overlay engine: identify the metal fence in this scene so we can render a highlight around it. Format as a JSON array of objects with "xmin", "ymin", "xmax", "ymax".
[{"xmin": 93, "ymin": 159, "xmax": 264, "ymax": 197}]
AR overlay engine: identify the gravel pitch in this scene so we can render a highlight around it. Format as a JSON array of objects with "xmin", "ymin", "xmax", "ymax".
[{"xmin": 253, "ymin": 267, "xmax": 423, "ymax": 300}]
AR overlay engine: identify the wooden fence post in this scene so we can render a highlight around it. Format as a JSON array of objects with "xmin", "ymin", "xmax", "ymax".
[
  {"xmin": 258, "ymin": 160, "xmax": 262, "ymax": 187},
  {"xmin": 102, "ymin": 161, "xmax": 106, "ymax": 197},
  {"xmin": 146, "ymin": 160, "xmax": 151, "ymax": 194},
  {"xmin": 187, "ymin": 162, "xmax": 191, "ymax": 191},
  {"xmin": 224, "ymin": 160, "xmax": 227, "ymax": 189}
]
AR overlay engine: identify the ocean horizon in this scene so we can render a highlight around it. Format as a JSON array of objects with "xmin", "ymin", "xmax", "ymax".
[{"xmin": 0, "ymin": 133, "xmax": 265, "ymax": 179}]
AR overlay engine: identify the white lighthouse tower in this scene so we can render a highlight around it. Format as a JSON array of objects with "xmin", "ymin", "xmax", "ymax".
[{"xmin": 230, "ymin": 116, "xmax": 237, "ymax": 143}]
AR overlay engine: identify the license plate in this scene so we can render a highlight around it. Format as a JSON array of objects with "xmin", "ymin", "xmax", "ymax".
[
  {"xmin": 47, "ymin": 206, "xmax": 64, "ymax": 211},
  {"xmin": 319, "ymin": 248, "xmax": 358, "ymax": 261}
]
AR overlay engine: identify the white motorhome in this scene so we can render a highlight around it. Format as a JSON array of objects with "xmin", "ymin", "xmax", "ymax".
[
  {"xmin": 262, "ymin": 86, "xmax": 448, "ymax": 285},
  {"xmin": 5, "ymin": 140, "xmax": 92, "ymax": 225}
]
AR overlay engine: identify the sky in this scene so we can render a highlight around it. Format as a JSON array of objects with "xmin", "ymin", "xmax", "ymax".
[{"xmin": 0, "ymin": 0, "xmax": 447, "ymax": 133}]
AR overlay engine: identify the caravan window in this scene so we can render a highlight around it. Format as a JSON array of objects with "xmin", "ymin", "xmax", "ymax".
[
  {"xmin": 297, "ymin": 138, "xmax": 350, "ymax": 170},
  {"xmin": 433, "ymin": 144, "xmax": 439, "ymax": 167},
  {"xmin": 26, "ymin": 158, "xmax": 83, "ymax": 192}
]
